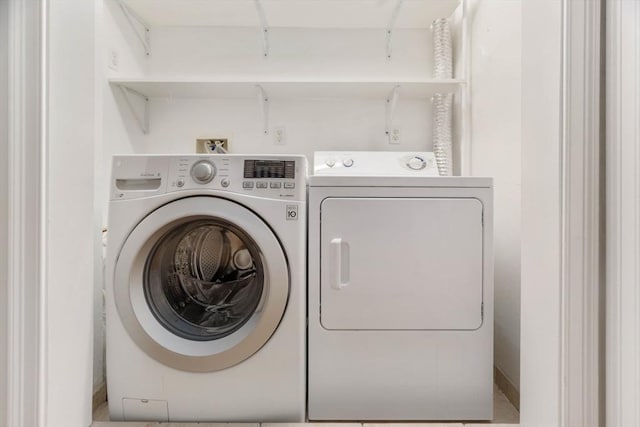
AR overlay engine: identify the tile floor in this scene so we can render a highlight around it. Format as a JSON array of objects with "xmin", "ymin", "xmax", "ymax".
[{"xmin": 92, "ymin": 385, "xmax": 519, "ymax": 426}]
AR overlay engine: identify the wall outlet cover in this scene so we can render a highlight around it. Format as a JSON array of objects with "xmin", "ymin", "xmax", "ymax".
[
  {"xmin": 273, "ymin": 126, "xmax": 286, "ymax": 145},
  {"xmin": 107, "ymin": 48, "xmax": 119, "ymax": 71},
  {"xmin": 389, "ymin": 127, "xmax": 401, "ymax": 145}
]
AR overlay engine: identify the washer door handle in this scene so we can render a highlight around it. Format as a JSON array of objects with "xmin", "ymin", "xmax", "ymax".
[{"xmin": 331, "ymin": 238, "xmax": 350, "ymax": 290}]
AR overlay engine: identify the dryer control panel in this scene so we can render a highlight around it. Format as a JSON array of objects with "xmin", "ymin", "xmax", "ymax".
[
  {"xmin": 314, "ymin": 151, "xmax": 439, "ymax": 177},
  {"xmin": 111, "ymin": 154, "xmax": 307, "ymax": 201}
]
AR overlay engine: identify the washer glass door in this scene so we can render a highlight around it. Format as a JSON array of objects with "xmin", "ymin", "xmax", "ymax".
[
  {"xmin": 114, "ymin": 196, "xmax": 289, "ymax": 372},
  {"xmin": 145, "ymin": 218, "xmax": 263, "ymax": 341}
]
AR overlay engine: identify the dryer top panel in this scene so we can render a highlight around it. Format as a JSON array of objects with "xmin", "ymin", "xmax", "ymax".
[{"xmin": 308, "ymin": 175, "xmax": 492, "ymax": 188}]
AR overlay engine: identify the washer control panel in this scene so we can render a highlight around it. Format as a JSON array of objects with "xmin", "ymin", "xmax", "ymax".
[
  {"xmin": 314, "ymin": 151, "xmax": 439, "ymax": 176},
  {"xmin": 111, "ymin": 154, "xmax": 307, "ymax": 201}
]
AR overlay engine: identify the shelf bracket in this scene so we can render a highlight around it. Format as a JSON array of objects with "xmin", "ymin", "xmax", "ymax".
[
  {"xmin": 256, "ymin": 85, "xmax": 269, "ymax": 135},
  {"xmin": 385, "ymin": 85, "xmax": 400, "ymax": 136},
  {"xmin": 254, "ymin": 0, "xmax": 270, "ymax": 57},
  {"xmin": 386, "ymin": 0, "xmax": 403, "ymax": 59},
  {"xmin": 119, "ymin": 85, "xmax": 149, "ymax": 134},
  {"xmin": 117, "ymin": 0, "xmax": 151, "ymax": 56}
]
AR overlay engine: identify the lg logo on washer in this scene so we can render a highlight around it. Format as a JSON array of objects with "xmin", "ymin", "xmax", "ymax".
[{"xmin": 286, "ymin": 205, "xmax": 298, "ymax": 220}]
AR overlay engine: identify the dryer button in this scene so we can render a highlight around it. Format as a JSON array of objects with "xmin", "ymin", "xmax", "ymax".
[
  {"xmin": 243, "ymin": 181, "xmax": 254, "ymax": 189},
  {"xmin": 407, "ymin": 156, "xmax": 427, "ymax": 170}
]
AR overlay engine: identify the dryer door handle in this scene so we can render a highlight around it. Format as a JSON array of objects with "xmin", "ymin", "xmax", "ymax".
[{"xmin": 330, "ymin": 238, "xmax": 350, "ymax": 290}]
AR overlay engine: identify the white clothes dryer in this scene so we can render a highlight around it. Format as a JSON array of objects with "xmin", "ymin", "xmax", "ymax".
[
  {"xmin": 105, "ymin": 154, "xmax": 307, "ymax": 422},
  {"xmin": 308, "ymin": 151, "xmax": 493, "ymax": 421}
]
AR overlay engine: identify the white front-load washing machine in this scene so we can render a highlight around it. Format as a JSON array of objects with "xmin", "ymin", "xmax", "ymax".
[
  {"xmin": 308, "ymin": 151, "xmax": 494, "ymax": 421},
  {"xmin": 105, "ymin": 154, "xmax": 307, "ymax": 422}
]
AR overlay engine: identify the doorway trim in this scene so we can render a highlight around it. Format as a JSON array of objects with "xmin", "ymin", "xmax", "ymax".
[
  {"xmin": 5, "ymin": 0, "xmax": 46, "ymax": 426},
  {"xmin": 605, "ymin": 1, "xmax": 640, "ymax": 426},
  {"xmin": 560, "ymin": 0, "xmax": 603, "ymax": 426},
  {"xmin": 521, "ymin": 0, "xmax": 603, "ymax": 425}
]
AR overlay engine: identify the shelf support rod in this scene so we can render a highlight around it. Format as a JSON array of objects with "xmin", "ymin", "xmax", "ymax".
[
  {"xmin": 256, "ymin": 85, "xmax": 269, "ymax": 135},
  {"xmin": 385, "ymin": 85, "xmax": 400, "ymax": 137},
  {"xmin": 386, "ymin": 0, "xmax": 403, "ymax": 59},
  {"xmin": 117, "ymin": 0, "xmax": 151, "ymax": 56},
  {"xmin": 254, "ymin": 0, "xmax": 270, "ymax": 57},
  {"xmin": 119, "ymin": 85, "xmax": 149, "ymax": 134}
]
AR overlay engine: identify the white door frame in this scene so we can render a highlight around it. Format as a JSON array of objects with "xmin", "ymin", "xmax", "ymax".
[
  {"xmin": 519, "ymin": 0, "xmax": 603, "ymax": 426},
  {"xmin": 5, "ymin": 0, "xmax": 605, "ymax": 426},
  {"xmin": 5, "ymin": 0, "xmax": 46, "ymax": 427},
  {"xmin": 606, "ymin": 1, "xmax": 640, "ymax": 426},
  {"xmin": 0, "ymin": 1, "xmax": 9, "ymax": 426},
  {"xmin": 560, "ymin": 1, "xmax": 603, "ymax": 426}
]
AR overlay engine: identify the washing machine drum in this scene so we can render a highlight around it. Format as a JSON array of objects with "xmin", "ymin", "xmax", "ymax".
[
  {"xmin": 146, "ymin": 220, "xmax": 263, "ymax": 341},
  {"xmin": 114, "ymin": 196, "xmax": 289, "ymax": 372}
]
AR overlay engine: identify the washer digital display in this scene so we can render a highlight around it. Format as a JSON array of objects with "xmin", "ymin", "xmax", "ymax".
[{"xmin": 244, "ymin": 160, "xmax": 295, "ymax": 179}]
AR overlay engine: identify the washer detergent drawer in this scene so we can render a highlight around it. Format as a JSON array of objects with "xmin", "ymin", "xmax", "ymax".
[{"xmin": 320, "ymin": 197, "xmax": 484, "ymax": 330}]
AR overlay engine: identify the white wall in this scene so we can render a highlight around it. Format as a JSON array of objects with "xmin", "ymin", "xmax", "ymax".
[
  {"xmin": 47, "ymin": 0, "xmax": 96, "ymax": 425},
  {"xmin": 0, "ymin": 1, "xmax": 9, "ymax": 425},
  {"xmin": 520, "ymin": 0, "xmax": 562, "ymax": 424},
  {"xmin": 470, "ymin": 0, "xmax": 521, "ymax": 391}
]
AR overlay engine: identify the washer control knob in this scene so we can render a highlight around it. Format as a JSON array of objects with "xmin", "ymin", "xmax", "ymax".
[
  {"xmin": 343, "ymin": 158, "xmax": 354, "ymax": 167},
  {"xmin": 191, "ymin": 160, "xmax": 216, "ymax": 184},
  {"xmin": 406, "ymin": 156, "xmax": 426, "ymax": 171},
  {"xmin": 325, "ymin": 159, "xmax": 336, "ymax": 167},
  {"xmin": 220, "ymin": 178, "xmax": 230, "ymax": 188}
]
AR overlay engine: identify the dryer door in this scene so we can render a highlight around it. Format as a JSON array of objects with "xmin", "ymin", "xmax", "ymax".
[
  {"xmin": 320, "ymin": 197, "xmax": 484, "ymax": 331},
  {"xmin": 114, "ymin": 196, "xmax": 288, "ymax": 372}
]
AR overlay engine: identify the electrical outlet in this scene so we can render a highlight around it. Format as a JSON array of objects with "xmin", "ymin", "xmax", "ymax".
[
  {"xmin": 108, "ymin": 48, "xmax": 119, "ymax": 71},
  {"xmin": 273, "ymin": 126, "xmax": 286, "ymax": 145},
  {"xmin": 196, "ymin": 138, "xmax": 230, "ymax": 153},
  {"xmin": 389, "ymin": 127, "xmax": 401, "ymax": 145}
]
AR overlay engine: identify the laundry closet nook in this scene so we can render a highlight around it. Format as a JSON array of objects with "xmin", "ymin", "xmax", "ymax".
[{"xmin": 90, "ymin": 0, "xmax": 522, "ymax": 424}]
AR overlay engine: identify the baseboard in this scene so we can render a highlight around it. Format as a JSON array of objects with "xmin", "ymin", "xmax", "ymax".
[
  {"xmin": 92, "ymin": 382, "xmax": 107, "ymax": 412},
  {"xmin": 494, "ymin": 366, "xmax": 520, "ymax": 411}
]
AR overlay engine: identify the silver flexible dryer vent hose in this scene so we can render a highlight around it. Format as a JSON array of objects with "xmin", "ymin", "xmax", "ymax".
[
  {"xmin": 432, "ymin": 18, "xmax": 453, "ymax": 176},
  {"xmin": 433, "ymin": 18, "xmax": 453, "ymax": 80},
  {"xmin": 432, "ymin": 93, "xmax": 453, "ymax": 176}
]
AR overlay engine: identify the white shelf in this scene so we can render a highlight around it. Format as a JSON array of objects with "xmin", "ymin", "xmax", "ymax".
[
  {"xmin": 109, "ymin": 78, "xmax": 464, "ymax": 99},
  {"xmin": 120, "ymin": 0, "xmax": 461, "ymax": 29}
]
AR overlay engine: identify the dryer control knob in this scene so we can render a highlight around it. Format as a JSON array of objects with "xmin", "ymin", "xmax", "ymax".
[
  {"xmin": 325, "ymin": 159, "xmax": 336, "ymax": 167},
  {"xmin": 191, "ymin": 160, "xmax": 216, "ymax": 184},
  {"xmin": 343, "ymin": 158, "xmax": 354, "ymax": 167},
  {"xmin": 406, "ymin": 156, "xmax": 426, "ymax": 171}
]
